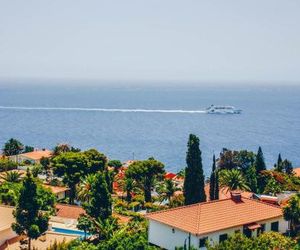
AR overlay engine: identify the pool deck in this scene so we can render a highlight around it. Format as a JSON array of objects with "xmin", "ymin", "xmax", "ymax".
[{"xmin": 1, "ymin": 232, "xmax": 78, "ymax": 250}]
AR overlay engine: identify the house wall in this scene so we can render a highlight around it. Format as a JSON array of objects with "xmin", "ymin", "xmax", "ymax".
[
  {"xmin": 0, "ymin": 228, "xmax": 17, "ymax": 247},
  {"xmin": 148, "ymin": 216, "xmax": 288, "ymax": 250}
]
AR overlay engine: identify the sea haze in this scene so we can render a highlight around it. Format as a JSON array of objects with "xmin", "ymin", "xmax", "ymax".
[{"xmin": 0, "ymin": 83, "xmax": 299, "ymax": 175}]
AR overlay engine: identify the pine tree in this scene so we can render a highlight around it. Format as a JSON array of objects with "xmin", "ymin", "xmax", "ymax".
[
  {"xmin": 209, "ymin": 155, "xmax": 218, "ymax": 201},
  {"xmin": 84, "ymin": 172, "xmax": 112, "ymax": 220},
  {"xmin": 12, "ymin": 170, "xmax": 49, "ymax": 250},
  {"xmin": 183, "ymin": 134, "xmax": 206, "ymax": 205},
  {"xmin": 255, "ymin": 147, "xmax": 267, "ymax": 193},
  {"xmin": 274, "ymin": 154, "xmax": 283, "ymax": 172}
]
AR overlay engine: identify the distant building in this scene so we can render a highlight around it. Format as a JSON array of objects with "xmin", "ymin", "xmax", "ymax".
[
  {"xmin": 9, "ymin": 149, "xmax": 52, "ymax": 165},
  {"xmin": 146, "ymin": 193, "xmax": 288, "ymax": 250},
  {"xmin": 43, "ymin": 185, "xmax": 69, "ymax": 201}
]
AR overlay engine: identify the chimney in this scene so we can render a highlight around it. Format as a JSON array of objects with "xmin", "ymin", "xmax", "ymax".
[{"xmin": 231, "ymin": 191, "xmax": 242, "ymax": 202}]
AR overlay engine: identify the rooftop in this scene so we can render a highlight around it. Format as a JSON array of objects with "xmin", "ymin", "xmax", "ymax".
[
  {"xmin": 43, "ymin": 185, "xmax": 69, "ymax": 194},
  {"xmin": 19, "ymin": 150, "xmax": 52, "ymax": 160},
  {"xmin": 55, "ymin": 204, "xmax": 85, "ymax": 220},
  {"xmin": 146, "ymin": 197, "xmax": 283, "ymax": 235}
]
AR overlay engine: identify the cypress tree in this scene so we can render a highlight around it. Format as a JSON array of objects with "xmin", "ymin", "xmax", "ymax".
[
  {"xmin": 275, "ymin": 153, "xmax": 283, "ymax": 172},
  {"xmin": 84, "ymin": 172, "xmax": 112, "ymax": 220},
  {"xmin": 214, "ymin": 169, "xmax": 219, "ymax": 200},
  {"xmin": 282, "ymin": 159, "xmax": 293, "ymax": 175},
  {"xmin": 209, "ymin": 155, "xmax": 217, "ymax": 201},
  {"xmin": 183, "ymin": 134, "xmax": 206, "ymax": 205},
  {"xmin": 255, "ymin": 147, "xmax": 267, "ymax": 193},
  {"xmin": 12, "ymin": 170, "xmax": 49, "ymax": 250}
]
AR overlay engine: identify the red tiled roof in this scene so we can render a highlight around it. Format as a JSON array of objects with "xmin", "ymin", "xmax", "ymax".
[
  {"xmin": 164, "ymin": 172, "xmax": 177, "ymax": 180},
  {"xmin": 146, "ymin": 197, "xmax": 283, "ymax": 235},
  {"xmin": 55, "ymin": 204, "xmax": 85, "ymax": 219},
  {"xmin": 293, "ymin": 167, "xmax": 300, "ymax": 177}
]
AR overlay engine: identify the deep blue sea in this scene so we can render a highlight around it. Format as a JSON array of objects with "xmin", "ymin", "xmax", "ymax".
[{"xmin": 0, "ymin": 83, "xmax": 299, "ymax": 175}]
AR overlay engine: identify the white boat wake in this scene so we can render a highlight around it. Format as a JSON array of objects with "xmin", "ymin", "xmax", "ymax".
[{"xmin": 0, "ymin": 106, "xmax": 206, "ymax": 114}]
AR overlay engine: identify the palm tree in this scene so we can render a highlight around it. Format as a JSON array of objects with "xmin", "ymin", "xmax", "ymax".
[
  {"xmin": 283, "ymin": 194, "xmax": 300, "ymax": 236},
  {"xmin": 156, "ymin": 179, "xmax": 177, "ymax": 205},
  {"xmin": 92, "ymin": 216, "xmax": 119, "ymax": 240},
  {"xmin": 77, "ymin": 174, "xmax": 96, "ymax": 202},
  {"xmin": 219, "ymin": 169, "xmax": 249, "ymax": 192},
  {"xmin": 1, "ymin": 171, "xmax": 22, "ymax": 183}
]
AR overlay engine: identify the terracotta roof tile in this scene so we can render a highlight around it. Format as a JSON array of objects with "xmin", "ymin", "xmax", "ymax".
[
  {"xmin": 146, "ymin": 197, "xmax": 283, "ymax": 235},
  {"xmin": 55, "ymin": 204, "xmax": 85, "ymax": 219}
]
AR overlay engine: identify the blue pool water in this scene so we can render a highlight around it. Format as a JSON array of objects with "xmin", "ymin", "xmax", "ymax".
[{"xmin": 52, "ymin": 227, "xmax": 87, "ymax": 237}]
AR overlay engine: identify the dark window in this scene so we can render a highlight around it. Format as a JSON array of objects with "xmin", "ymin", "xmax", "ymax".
[
  {"xmin": 271, "ymin": 221, "xmax": 279, "ymax": 232},
  {"xmin": 172, "ymin": 228, "xmax": 175, "ymax": 233},
  {"xmin": 199, "ymin": 237, "xmax": 208, "ymax": 248},
  {"xmin": 219, "ymin": 234, "xmax": 228, "ymax": 243}
]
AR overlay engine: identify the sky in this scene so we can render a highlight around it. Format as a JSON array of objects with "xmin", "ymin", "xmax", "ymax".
[{"xmin": 0, "ymin": 0, "xmax": 300, "ymax": 85}]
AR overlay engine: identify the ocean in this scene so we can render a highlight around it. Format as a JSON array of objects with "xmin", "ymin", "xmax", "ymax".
[{"xmin": 0, "ymin": 83, "xmax": 299, "ymax": 176}]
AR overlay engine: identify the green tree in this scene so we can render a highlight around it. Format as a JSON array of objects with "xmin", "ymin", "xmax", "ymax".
[
  {"xmin": 183, "ymin": 134, "xmax": 206, "ymax": 205},
  {"xmin": 283, "ymin": 193, "xmax": 300, "ymax": 236},
  {"xmin": 206, "ymin": 232, "xmax": 296, "ymax": 250},
  {"xmin": 282, "ymin": 159, "xmax": 293, "ymax": 175},
  {"xmin": 77, "ymin": 215, "xmax": 92, "ymax": 240},
  {"xmin": 209, "ymin": 155, "xmax": 219, "ymax": 201},
  {"xmin": 245, "ymin": 164, "xmax": 257, "ymax": 193},
  {"xmin": 123, "ymin": 177, "xmax": 134, "ymax": 202},
  {"xmin": 126, "ymin": 157, "xmax": 165, "ymax": 202},
  {"xmin": 84, "ymin": 172, "xmax": 112, "ymax": 220},
  {"xmin": 274, "ymin": 153, "xmax": 283, "ymax": 172},
  {"xmin": 40, "ymin": 157, "xmax": 51, "ymax": 180},
  {"xmin": 53, "ymin": 144, "xmax": 80, "ymax": 156},
  {"xmin": 23, "ymin": 145, "xmax": 34, "ymax": 153},
  {"xmin": 3, "ymin": 138, "xmax": 24, "ymax": 156},
  {"xmin": 255, "ymin": 147, "xmax": 267, "ymax": 193},
  {"xmin": 108, "ymin": 160, "xmax": 123, "ymax": 172},
  {"xmin": 12, "ymin": 170, "xmax": 49, "ymax": 250},
  {"xmin": 83, "ymin": 149, "xmax": 107, "ymax": 173},
  {"xmin": 219, "ymin": 169, "xmax": 249, "ymax": 192},
  {"xmin": 52, "ymin": 152, "xmax": 89, "ymax": 204},
  {"xmin": 0, "ymin": 158, "xmax": 17, "ymax": 172},
  {"xmin": 263, "ymin": 176, "xmax": 282, "ymax": 196}
]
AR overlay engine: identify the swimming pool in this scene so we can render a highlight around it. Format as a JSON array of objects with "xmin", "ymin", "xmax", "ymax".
[{"xmin": 52, "ymin": 227, "xmax": 87, "ymax": 237}]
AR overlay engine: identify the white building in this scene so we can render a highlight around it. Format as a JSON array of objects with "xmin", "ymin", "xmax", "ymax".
[
  {"xmin": 146, "ymin": 193, "xmax": 289, "ymax": 250},
  {"xmin": 10, "ymin": 150, "xmax": 52, "ymax": 165}
]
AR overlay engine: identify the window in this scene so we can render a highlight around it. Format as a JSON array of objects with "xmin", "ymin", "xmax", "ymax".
[
  {"xmin": 219, "ymin": 234, "xmax": 228, "ymax": 243},
  {"xmin": 271, "ymin": 221, "xmax": 279, "ymax": 232},
  {"xmin": 172, "ymin": 228, "xmax": 175, "ymax": 233},
  {"xmin": 199, "ymin": 237, "xmax": 208, "ymax": 248}
]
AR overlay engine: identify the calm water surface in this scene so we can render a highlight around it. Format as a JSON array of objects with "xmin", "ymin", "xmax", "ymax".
[{"xmin": 0, "ymin": 83, "xmax": 299, "ymax": 175}]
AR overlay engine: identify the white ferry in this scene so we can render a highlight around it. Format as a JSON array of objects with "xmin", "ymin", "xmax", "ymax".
[{"xmin": 206, "ymin": 105, "xmax": 242, "ymax": 114}]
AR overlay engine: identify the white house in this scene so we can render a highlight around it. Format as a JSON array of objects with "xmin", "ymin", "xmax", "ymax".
[
  {"xmin": 43, "ymin": 185, "xmax": 70, "ymax": 201},
  {"xmin": 10, "ymin": 150, "xmax": 52, "ymax": 164},
  {"xmin": 146, "ymin": 193, "xmax": 289, "ymax": 250}
]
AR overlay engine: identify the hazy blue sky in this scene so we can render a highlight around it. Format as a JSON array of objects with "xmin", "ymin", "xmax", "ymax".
[{"xmin": 0, "ymin": 1, "xmax": 300, "ymax": 84}]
